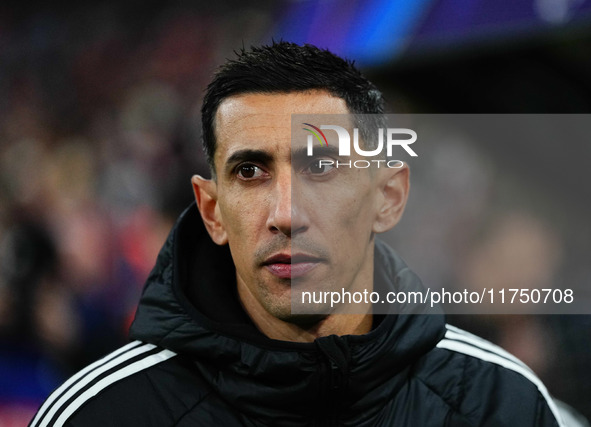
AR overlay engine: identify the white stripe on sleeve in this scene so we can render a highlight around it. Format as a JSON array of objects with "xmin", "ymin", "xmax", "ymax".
[
  {"xmin": 53, "ymin": 349, "xmax": 176, "ymax": 427},
  {"xmin": 436, "ymin": 338, "xmax": 565, "ymax": 427}
]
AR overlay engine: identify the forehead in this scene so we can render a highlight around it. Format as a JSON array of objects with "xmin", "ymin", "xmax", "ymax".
[{"xmin": 214, "ymin": 91, "xmax": 350, "ymax": 166}]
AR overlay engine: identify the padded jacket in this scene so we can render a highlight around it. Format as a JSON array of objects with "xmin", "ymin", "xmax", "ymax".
[{"xmin": 29, "ymin": 204, "xmax": 564, "ymax": 427}]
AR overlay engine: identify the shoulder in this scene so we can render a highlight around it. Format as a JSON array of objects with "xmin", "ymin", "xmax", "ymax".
[
  {"xmin": 414, "ymin": 324, "xmax": 565, "ymax": 427},
  {"xmin": 28, "ymin": 341, "xmax": 212, "ymax": 427}
]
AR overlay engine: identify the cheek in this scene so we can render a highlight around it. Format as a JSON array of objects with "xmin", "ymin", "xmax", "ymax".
[
  {"xmin": 219, "ymin": 191, "xmax": 265, "ymax": 241},
  {"xmin": 323, "ymin": 182, "xmax": 375, "ymax": 228}
]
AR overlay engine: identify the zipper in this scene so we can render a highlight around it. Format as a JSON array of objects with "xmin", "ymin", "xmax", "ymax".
[{"xmin": 315, "ymin": 334, "xmax": 351, "ymax": 426}]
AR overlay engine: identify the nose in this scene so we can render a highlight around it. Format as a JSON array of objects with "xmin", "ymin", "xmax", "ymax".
[{"xmin": 267, "ymin": 171, "xmax": 307, "ymax": 237}]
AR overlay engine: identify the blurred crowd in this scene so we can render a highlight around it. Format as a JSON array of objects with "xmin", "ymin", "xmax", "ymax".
[
  {"xmin": 0, "ymin": 3, "xmax": 272, "ymax": 423},
  {"xmin": 385, "ymin": 127, "xmax": 591, "ymax": 418}
]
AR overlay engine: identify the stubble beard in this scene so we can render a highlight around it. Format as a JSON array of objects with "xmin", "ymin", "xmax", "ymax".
[{"xmin": 258, "ymin": 278, "xmax": 333, "ymax": 328}]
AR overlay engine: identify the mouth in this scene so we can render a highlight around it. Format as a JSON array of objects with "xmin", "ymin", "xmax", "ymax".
[{"xmin": 262, "ymin": 253, "xmax": 322, "ymax": 279}]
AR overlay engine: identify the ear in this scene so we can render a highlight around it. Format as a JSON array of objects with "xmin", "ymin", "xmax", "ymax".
[
  {"xmin": 372, "ymin": 164, "xmax": 410, "ymax": 233},
  {"xmin": 191, "ymin": 175, "xmax": 228, "ymax": 245}
]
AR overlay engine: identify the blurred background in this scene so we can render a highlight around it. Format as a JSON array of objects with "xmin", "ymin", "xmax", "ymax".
[{"xmin": 1, "ymin": 1, "xmax": 590, "ymax": 425}]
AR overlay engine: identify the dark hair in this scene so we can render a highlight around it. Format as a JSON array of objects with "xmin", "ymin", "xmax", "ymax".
[{"xmin": 201, "ymin": 41, "xmax": 384, "ymax": 173}]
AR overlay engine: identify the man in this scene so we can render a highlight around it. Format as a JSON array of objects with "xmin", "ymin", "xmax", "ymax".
[{"xmin": 30, "ymin": 42, "xmax": 565, "ymax": 426}]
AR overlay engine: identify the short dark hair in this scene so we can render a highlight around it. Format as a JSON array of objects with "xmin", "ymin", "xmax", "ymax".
[{"xmin": 201, "ymin": 41, "xmax": 384, "ymax": 173}]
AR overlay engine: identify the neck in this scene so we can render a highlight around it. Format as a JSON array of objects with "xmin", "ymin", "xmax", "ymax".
[{"xmin": 237, "ymin": 281, "xmax": 373, "ymax": 343}]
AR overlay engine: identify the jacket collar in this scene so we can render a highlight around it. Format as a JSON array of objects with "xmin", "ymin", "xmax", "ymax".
[{"xmin": 130, "ymin": 203, "xmax": 446, "ymax": 423}]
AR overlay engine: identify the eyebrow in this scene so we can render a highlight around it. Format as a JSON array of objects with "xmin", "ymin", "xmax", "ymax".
[
  {"xmin": 223, "ymin": 149, "xmax": 274, "ymax": 173},
  {"xmin": 291, "ymin": 145, "xmax": 340, "ymax": 163}
]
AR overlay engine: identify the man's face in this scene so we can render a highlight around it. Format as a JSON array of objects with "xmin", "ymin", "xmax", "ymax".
[{"xmin": 199, "ymin": 90, "xmax": 397, "ymax": 323}]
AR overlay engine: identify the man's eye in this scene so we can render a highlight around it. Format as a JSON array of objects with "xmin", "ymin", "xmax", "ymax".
[
  {"xmin": 305, "ymin": 159, "xmax": 334, "ymax": 175},
  {"xmin": 237, "ymin": 164, "xmax": 264, "ymax": 179}
]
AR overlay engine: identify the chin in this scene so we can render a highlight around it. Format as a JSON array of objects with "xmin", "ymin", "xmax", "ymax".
[
  {"xmin": 278, "ymin": 312, "xmax": 328, "ymax": 329},
  {"xmin": 266, "ymin": 298, "xmax": 330, "ymax": 327}
]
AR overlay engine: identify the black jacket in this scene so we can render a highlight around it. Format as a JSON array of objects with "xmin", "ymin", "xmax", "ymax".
[{"xmin": 30, "ymin": 204, "xmax": 564, "ymax": 427}]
